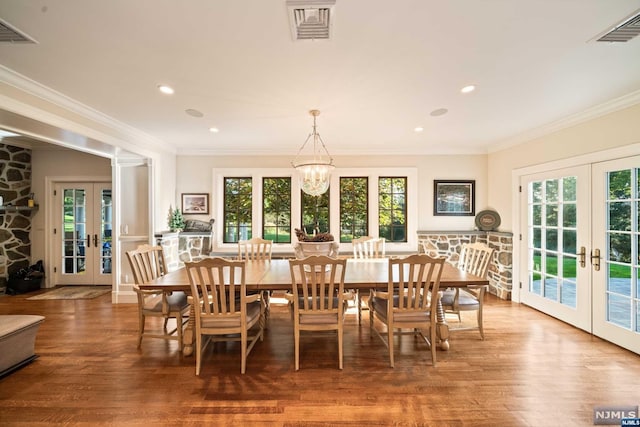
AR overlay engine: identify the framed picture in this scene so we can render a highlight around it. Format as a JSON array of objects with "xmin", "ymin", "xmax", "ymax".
[
  {"xmin": 433, "ymin": 180, "xmax": 475, "ymax": 216},
  {"xmin": 181, "ymin": 193, "xmax": 209, "ymax": 215}
]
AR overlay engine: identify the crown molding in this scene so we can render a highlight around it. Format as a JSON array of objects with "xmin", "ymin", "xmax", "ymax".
[
  {"xmin": 487, "ymin": 89, "xmax": 640, "ymax": 153},
  {"xmin": 0, "ymin": 65, "xmax": 175, "ymax": 156}
]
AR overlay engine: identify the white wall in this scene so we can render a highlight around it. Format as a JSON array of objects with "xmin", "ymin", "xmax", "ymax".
[
  {"xmin": 175, "ymin": 153, "xmax": 488, "ymax": 233},
  {"xmin": 488, "ymin": 103, "xmax": 640, "ymax": 231}
]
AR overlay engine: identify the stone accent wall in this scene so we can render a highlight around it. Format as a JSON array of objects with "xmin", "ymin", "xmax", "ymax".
[
  {"xmin": 417, "ymin": 230, "xmax": 513, "ymax": 300},
  {"xmin": 155, "ymin": 232, "xmax": 213, "ymax": 271},
  {"xmin": 0, "ymin": 143, "xmax": 33, "ymax": 287}
]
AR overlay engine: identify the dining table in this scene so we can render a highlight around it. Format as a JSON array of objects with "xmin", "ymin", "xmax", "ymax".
[{"xmin": 143, "ymin": 258, "xmax": 489, "ymax": 356}]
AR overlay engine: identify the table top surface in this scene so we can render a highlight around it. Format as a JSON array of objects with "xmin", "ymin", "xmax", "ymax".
[{"xmin": 142, "ymin": 258, "xmax": 489, "ymax": 292}]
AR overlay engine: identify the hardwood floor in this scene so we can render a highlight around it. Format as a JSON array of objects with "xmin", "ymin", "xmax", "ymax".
[{"xmin": 1, "ymin": 291, "xmax": 639, "ymax": 426}]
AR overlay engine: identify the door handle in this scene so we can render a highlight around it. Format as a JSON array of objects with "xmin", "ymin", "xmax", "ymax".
[
  {"xmin": 577, "ymin": 246, "xmax": 586, "ymax": 268},
  {"xmin": 87, "ymin": 234, "xmax": 91, "ymax": 248},
  {"xmin": 591, "ymin": 248, "xmax": 601, "ymax": 271},
  {"xmin": 93, "ymin": 234, "xmax": 99, "ymax": 247}
]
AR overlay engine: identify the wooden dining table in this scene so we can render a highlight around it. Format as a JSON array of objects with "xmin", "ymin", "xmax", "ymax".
[{"xmin": 143, "ymin": 258, "xmax": 489, "ymax": 356}]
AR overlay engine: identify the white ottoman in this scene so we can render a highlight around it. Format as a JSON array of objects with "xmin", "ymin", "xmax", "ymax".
[{"xmin": 0, "ymin": 315, "xmax": 45, "ymax": 377}]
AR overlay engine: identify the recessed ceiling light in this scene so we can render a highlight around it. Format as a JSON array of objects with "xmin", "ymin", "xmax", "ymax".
[
  {"xmin": 430, "ymin": 108, "xmax": 448, "ymax": 117},
  {"xmin": 461, "ymin": 85, "xmax": 476, "ymax": 94},
  {"xmin": 185, "ymin": 109, "xmax": 204, "ymax": 118},
  {"xmin": 157, "ymin": 85, "xmax": 174, "ymax": 95},
  {"xmin": 414, "ymin": 127, "xmax": 424, "ymax": 132},
  {"xmin": 209, "ymin": 127, "xmax": 219, "ymax": 133}
]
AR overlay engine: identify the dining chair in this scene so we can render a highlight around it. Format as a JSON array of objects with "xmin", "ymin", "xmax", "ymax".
[
  {"xmin": 351, "ymin": 236, "xmax": 386, "ymax": 323},
  {"xmin": 125, "ymin": 244, "xmax": 189, "ymax": 350},
  {"xmin": 238, "ymin": 237, "xmax": 273, "ymax": 261},
  {"xmin": 238, "ymin": 237, "xmax": 273, "ymax": 319},
  {"xmin": 369, "ymin": 254, "xmax": 445, "ymax": 367},
  {"xmin": 286, "ymin": 255, "xmax": 352, "ymax": 370},
  {"xmin": 184, "ymin": 257, "xmax": 265, "ymax": 375},
  {"xmin": 440, "ymin": 242, "xmax": 494, "ymax": 339}
]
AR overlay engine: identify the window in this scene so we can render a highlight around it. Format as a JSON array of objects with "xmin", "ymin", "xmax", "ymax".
[
  {"xmin": 301, "ymin": 190, "xmax": 330, "ymax": 235},
  {"xmin": 262, "ymin": 177, "xmax": 291, "ymax": 243},
  {"xmin": 340, "ymin": 177, "xmax": 368, "ymax": 242},
  {"xmin": 223, "ymin": 177, "xmax": 252, "ymax": 243},
  {"xmin": 379, "ymin": 177, "xmax": 407, "ymax": 242}
]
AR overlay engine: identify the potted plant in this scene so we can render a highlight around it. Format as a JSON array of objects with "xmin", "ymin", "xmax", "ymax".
[{"xmin": 168, "ymin": 206, "xmax": 185, "ymax": 232}]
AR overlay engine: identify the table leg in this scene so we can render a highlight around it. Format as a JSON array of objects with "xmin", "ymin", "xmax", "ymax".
[
  {"xmin": 436, "ymin": 291, "xmax": 450, "ymax": 351},
  {"xmin": 182, "ymin": 304, "xmax": 195, "ymax": 356}
]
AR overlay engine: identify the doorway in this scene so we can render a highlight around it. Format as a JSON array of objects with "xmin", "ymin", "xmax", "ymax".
[
  {"xmin": 52, "ymin": 182, "xmax": 113, "ymax": 285},
  {"xmin": 519, "ymin": 157, "xmax": 640, "ymax": 354}
]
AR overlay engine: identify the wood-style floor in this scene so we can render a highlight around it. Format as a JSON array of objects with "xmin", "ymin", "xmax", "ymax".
[{"xmin": 1, "ymin": 290, "xmax": 639, "ymax": 426}]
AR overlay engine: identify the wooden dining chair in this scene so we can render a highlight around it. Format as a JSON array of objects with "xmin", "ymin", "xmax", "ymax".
[
  {"xmin": 286, "ymin": 256, "xmax": 352, "ymax": 370},
  {"xmin": 185, "ymin": 257, "xmax": 265, "ymax": 375},
  {"xmin": 238, "ymin": 237, "xmax": 273, "ymax": 261},
  {"xmin": 238, "ymin": 237, "xmax": 273, "ymax": 318},
  {"xmin": 125, "ymin": 244, "xmax": 189, "ymax": 350},
  {"xmin": 351, "ymin": 236, "xmax": 386, "ymax": 323},
  {"xmin": 369, "ymin": 254, "xmax": 445, "ymax": 367},
  {"xmin": 440, "ymin": 242, "xmax": 494, "ymax": 339}
]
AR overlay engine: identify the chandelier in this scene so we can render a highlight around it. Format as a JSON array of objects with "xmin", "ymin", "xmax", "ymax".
[{"xmin": 292, "ymin": 109, "xmax": 335, "ymax": 196}]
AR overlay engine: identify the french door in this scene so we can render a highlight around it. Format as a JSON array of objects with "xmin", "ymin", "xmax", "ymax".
[
  {"xmin": 53, "ymin": 182, "xmax": 112, "ymax": 285},
  {"xmin": 592, "ymin": 157, "xmax": 640, "ymax": 354},
  {"xmin": 520, "ymin": 158, "xmax": 640, "ymax": 354},
  {"xmin": 520, "ymin": 166, "xmax": 592, "ymax": 332}
]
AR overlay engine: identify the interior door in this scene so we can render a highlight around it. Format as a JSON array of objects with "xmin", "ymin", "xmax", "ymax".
[
  {"xmin": 519, "ymin": 166, "xmax": 592, "ymax": 331},
  {"xmin": 592, "ymin": 157, "xmax": 640, "ymax": 354},
  {"xmin": 53, "ymin": 182, "xmax": 112, "ymax": 285}
]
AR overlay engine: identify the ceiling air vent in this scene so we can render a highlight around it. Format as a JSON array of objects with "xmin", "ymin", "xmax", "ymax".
[
  {"xmin": 287, "ymin": 0, "xmax": 335, "ymax": 41},
  {"xmin": 0, "ymin": 19, "xmax": 37, "ymax": 43},
  {"xmin": 596, "ymin": 9, "xmax": 640, "ymax": 43}
]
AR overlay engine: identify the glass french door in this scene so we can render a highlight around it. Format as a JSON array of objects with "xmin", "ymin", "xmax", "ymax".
[
  {"xmin": 592, "ymin": 157, "xmax": 640, "ymax": 354},
  {"xmin": 520, "ymin": 158, "xmax": 640, "ymax": 355},
  {"xmin": 520, "ymin": 166, "xmax": 592, "ymax": 332},
  {"xmin": 54, "ymin": 182, "xmax": 112, "ymax": 285}
]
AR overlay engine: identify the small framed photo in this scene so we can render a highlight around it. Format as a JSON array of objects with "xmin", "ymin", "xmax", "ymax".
[
  {"xmin": 433, "ymin": 180, "xmax": 475, "ymax": 216},
  {"xmin": 181, "ymin": 193, "xmax": 209, "ymax": 215}
]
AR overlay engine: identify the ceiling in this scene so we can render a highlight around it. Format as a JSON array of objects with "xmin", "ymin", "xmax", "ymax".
[{"xmin": 1, "ymin": 1, "xmax": 640, "ymax": 156}]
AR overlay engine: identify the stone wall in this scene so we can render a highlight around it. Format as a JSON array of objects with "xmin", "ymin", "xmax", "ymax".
[
  {"xmin": 417, "ymin": 230, "xmax": 513, "ymax": 300},
  {"xmin": 0, "ymin": 143, "xmax": 33, "ymax": 287}
]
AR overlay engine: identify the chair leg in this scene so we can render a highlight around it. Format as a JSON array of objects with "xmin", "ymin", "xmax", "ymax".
[
  {"xmin": 138, "ymin": 313, "xmax": 145, "ymax": 348},
  {"xmin": 388, "ymin": 325, "xmax": 394, "ymax": 368},
  {"xmin": 338, "ymin": 326, "xmax": 343, "ymax": 370},
  {"xmin": 356, "ymin": 290, "xmax": 361, "ymax": 325},
  {"xmin": 294, "ymin": 325, "xmax": 300, "ymax": 371},
  {"xmin": 478, "ymin": 305, "xmax": 485, "ymax": 340},
  {"xmin": 430, "ymin": 325, "xmax": 437, "ymax": 367},
  {"xmin": 195, "ymin": 332, "xmax": 202, "ymax": 376},
  {"xmin": 241, "ymin": 330, "xmax": 247, "ymax": 374},
  {"xmin": 176, "ymin": 313, "xmax": 184, "ymax": 351}
]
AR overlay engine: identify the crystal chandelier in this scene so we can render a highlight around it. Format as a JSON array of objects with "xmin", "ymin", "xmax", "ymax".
[{"xmin": 292, "ymin": 109, "xmax": 335, "ymax": 196}]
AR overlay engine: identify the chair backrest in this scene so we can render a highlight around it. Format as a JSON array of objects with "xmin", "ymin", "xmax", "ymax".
[
  {"xmin": 126, "ymin": 244, "xmax": 167, "ymax": 284},
  {"xmin": 387, "ymin": 254, "xmax": 445, "ymax": 315},
  {"xmin": 288, "ymin": 256, "xmax": 347, "ymax": 313},
  {"xmin": 458, "ymin": 242, "xmax": 494, "ymax": 278},
  {"xmin": 238, "ymin": 237, "xmax": 273, "ymax": 261},
  {"xmin": 352, "ymin": 236, "xmax": 386, "ymax": 259},
  {"xmin": 185, "ymin": 257, "xmax": 247, "ymax": 318}
]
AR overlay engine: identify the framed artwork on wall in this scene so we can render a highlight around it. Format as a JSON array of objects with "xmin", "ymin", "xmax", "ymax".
[
  {"xmin": 181, "ymin": 193, "xmax": 209, "ymax": 214},
  {"xmin": 433, "ymin": 180, "xmax": 475, "ymax": 216}
]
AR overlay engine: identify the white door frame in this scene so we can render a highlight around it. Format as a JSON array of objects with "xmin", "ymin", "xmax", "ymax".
[{"xmin": 44, "ymin": 175, "xmax": 111, "ymax": 288}]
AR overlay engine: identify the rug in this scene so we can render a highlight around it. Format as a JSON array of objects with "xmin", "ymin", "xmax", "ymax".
[{"xmin": 26, "ymin": 286, "xmax": 111, "ymax": 300}]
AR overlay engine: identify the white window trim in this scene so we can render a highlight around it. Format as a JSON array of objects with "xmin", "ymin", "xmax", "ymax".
[{"xmin": 213, "ymin": 167, "xmax": 418, "ymax": 255}]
